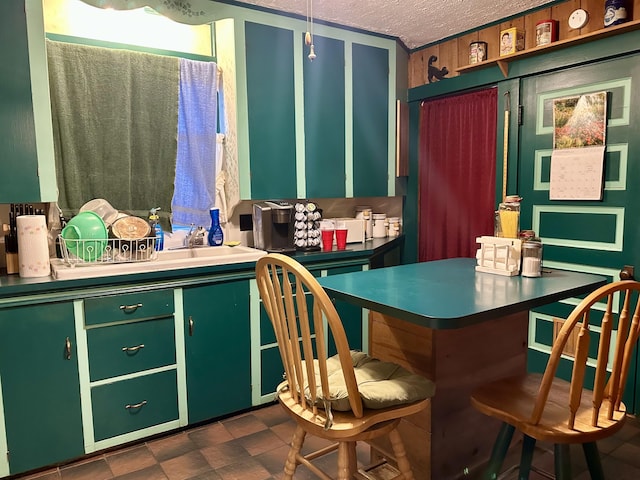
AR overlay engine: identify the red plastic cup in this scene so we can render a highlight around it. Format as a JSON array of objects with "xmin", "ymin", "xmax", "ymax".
[
  {"xmin": 335, "ymin": 229, "xmax": 348, "ymax": 250},
  {"xmin": 321, "ymin": 229, "xmax": 334, "ymax": 251}
]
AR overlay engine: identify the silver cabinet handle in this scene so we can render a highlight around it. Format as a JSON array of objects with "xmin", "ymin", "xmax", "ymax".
[
  {"xmin": 122, "ymin": 344, "xmax": 145, "ymax": 352},
  {"xmin": 189, "ymin": 315, "xmax": 194, "ymax": 336},
  {"xmin": 125, "ymin": 400, "xmax": 147, "ymax": 410},
  {"xmin": 120, "ymin": 303, "xmax": 143, "ymax": 313},
  {"xmin": 65, "ymin": 337, "xmax": 72, "ymax": 360}
]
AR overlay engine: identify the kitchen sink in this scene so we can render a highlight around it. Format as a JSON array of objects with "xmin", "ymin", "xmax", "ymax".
[{"xmin": 50, "ymin": 245, "xmax": 267, "ymax": 280}]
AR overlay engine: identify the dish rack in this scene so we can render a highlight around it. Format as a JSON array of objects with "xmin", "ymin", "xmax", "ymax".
[{"xmin": 57, "ymin": 235, "xmax": 158, "ymax": 267}]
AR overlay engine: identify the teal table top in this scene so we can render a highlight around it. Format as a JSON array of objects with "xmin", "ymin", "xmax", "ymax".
[{"xmin": 317, "ymin": 257, "xmax": 608, "ymax": 329}]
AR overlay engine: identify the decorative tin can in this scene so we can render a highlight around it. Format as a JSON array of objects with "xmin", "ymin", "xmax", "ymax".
[
  {"xmin": 499, "ymin": 28, "xmax": 525, "ymax": 56},
  {"xmin": 604, "ymin": 0, "xmax": 628, "ymax": 27},
  {"xmin": 469, "ymin": 41, "xmax": 487, "ymax": 64},
  {"xmin": 535, "ymin": 19, "xmax": 558, "ymax": 46}
]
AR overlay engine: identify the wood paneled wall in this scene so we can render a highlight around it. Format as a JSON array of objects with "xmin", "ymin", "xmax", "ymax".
[{"xmin": 409, "ymin": 0, "xmax": 640, "ymax": 88}]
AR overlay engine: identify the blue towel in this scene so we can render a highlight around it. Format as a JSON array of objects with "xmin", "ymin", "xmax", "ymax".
[{"xmin": 171, "ymin": 58, "xmax": 219, "ymax": 228}]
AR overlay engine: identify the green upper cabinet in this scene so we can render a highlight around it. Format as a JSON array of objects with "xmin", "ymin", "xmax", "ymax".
[
  {"xmin": 352, "ymin": 43, "xmax": 390, "ymax": 197},
  {"xmin": 240, "ymin": 13, "xmax": 397, "ymax": 200},
  {"xmin": 0, "ymin": 0, "xmax": 57, "ymax": 203},
  {"xmin": 304, "ymin": 35, "xmax": 346, "ymax": 198},
  {"xmin": 0, "ymin": 301, "xmax": 83, "ymax": 475},
  {"xmin": 245, "ymin": 22, "xmax": 298, "ymax": 199}
]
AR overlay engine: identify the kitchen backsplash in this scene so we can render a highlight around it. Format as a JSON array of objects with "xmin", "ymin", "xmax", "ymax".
[{"xmin": 227, "ymin": 197, "xmax": 404, "ymax": 247}]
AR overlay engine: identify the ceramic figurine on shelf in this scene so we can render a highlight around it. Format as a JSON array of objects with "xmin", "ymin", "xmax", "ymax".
[{"xmin": 427, "ymin": 55, "xmax": 449, "ymax": 83}]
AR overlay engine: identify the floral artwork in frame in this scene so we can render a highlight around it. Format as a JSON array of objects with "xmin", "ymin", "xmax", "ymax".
[{"xmin": 552, "ymin": 91, "xmax": 607, "ymax": 149}]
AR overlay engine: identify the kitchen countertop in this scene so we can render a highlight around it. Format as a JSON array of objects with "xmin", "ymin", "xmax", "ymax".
[{"xmin": 0, "ymin": 236, "xmax": 403, "ymax": 300}]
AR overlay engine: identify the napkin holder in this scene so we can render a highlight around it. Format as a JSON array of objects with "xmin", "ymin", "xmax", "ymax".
[{"xmin": 475, "ymin": 236, "xmax": 522, "ymax": 276}]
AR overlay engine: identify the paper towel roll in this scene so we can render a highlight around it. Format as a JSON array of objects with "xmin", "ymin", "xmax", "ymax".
[{"xmin": 17, "ymin": 215, "xmax": 51, "ymax": 278}]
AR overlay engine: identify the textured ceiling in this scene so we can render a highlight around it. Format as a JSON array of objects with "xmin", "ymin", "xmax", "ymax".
[{"xmin": 234, "ymin": 0, "xmax": 558, "ymax": 49}]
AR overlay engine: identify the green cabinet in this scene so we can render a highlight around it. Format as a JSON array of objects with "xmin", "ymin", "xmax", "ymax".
[
  {"xmin": 245, "ymin": 22, "xmax": 297, "ymax": 199},
  {"xmin": 0, "ymin": 302, "xmax": 83, "ymax": 475},
  {"xmin": 80, "ymin": 289, "xmax": 182, "ymax": 451},
  {"xmin": 352, "ymin": 43, "xmax": 390, "ymax": 197},
  {"xmin": 303, "ymin": 34, "xmax": 347, "ymax": 198},
  {"xmin": 243, "ymin": 20, "xmax": 394, "ymax": 200},
  {"xmin": 319, "ymin": 264, "xmax": 365, "ymax": 356},
  {"xmin": 183, "ymin": 279, "xmax": 252, "ymax": 424},
  {"xmin": 0, "ymin": 0, "xmax": 57, "ymax": 203},
  {"xmin": 91, "ymin": 370, "xmax": 179, "ymax": 441}
]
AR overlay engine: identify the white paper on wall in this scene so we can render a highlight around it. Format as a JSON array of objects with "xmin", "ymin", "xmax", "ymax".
[{"xmin": 549, "ymin": 145, "xmax": 606, "ymax": 200}]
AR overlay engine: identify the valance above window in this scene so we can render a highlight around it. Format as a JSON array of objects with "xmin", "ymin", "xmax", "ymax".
[{"xmin": 78, "ymin": 0, "xmax": 216, "ymax": 25}]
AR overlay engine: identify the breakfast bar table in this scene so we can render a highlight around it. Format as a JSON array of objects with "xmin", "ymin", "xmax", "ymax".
[{"xmin": 317, "ymin": 257, "xmax": 607, "ymax": 479}]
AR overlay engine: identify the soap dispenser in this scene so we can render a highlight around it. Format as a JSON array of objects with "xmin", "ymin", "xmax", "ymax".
[
  {"xmin": 208, "ymin": 207, "xmax": 224, "ymax": 246},
  {"xmin": 149, "ymin": 207, "xmax": 164, "ymax": 251}
]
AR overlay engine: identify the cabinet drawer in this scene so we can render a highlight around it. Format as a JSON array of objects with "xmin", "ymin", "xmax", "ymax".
[
  {"xmin": 91, "ymin": 369, "xmax": 178, "ymax": 441},
  {"xmin": 84, "ymin": 290, "xmax": 174, "ymax": 326},
  {"xmin": 87, "ymin": 317, "xmax": 176, "ymax": 381}
]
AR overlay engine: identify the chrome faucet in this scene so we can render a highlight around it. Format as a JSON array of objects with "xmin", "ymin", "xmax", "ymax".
[{"xmin": 185, "ymin": 224, "xmax": 207, "ymax": 248}]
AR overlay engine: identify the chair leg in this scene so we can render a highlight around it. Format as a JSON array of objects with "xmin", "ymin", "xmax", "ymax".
[
  {"xmin": 337, "ymin": 441, "xmax": 360, "ymax": 480},
  {"xmin": 582, "ymin": 442, "xmax": 605, "ymax": 480},
  {"xmin": 337, "ymin": 442, "xmax": 349, "ymax": 480},
  {"xmin": 389, "ymin": 428, "xmax": 414, "ymax": 480},
  {"xmin": 483, "ymin": 423, "xmax": 515, "ymax": 480},
  {"xmin": 554, "ymin": 444, "xmax": 572, "ymax": 480},
  {"xmin": 284, "ymin": 425, "xmax": 306, "ymax": 480},
  {"xmin": 518, "ymin": 435, "xmax": 536, "ymax": 480},
  {"xmin": 347, "ymin": 441, "xmax": 358, "ymax": 478}
]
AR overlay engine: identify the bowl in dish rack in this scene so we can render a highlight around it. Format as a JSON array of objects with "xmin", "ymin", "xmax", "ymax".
[{"xmin": 61, "ymin": 211, "xmax": 108, "ymax": 262}]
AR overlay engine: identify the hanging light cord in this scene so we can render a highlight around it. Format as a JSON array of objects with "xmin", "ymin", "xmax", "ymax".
[{"xmin": 305, "ymin": 0, "xmax": 316, "ymax": 60}]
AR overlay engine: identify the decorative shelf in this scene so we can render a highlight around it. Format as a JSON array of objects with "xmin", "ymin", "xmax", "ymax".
[{"xmin": 455, "ymin": 19, "xmax": 640, "ymax": 77}]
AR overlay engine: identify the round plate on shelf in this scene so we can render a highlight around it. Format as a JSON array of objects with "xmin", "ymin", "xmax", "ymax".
[{"xmin": 568, "ymin": 8, "xmax": 589, "ymax": 29}]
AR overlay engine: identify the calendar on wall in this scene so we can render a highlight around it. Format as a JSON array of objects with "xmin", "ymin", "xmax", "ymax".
[{"xmin": 549, "ymin": 92, "xmax": 607, "ymax": 201}]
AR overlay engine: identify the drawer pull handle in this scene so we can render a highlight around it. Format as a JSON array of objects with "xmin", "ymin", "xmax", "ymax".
[
  {"xmin": 65, "ymin": 337, "xmax": 72, "ymax": 360},
  {"xmin": 120, "ymin": 303, "xmax": 143, "ymax": 313},
  {"xmin": 125, "ymin": 400, "xmax": 148, "ymax": 410},
  {"xmin": 122, "ymin": 344, "xmax": 145, "ymax": 353}
]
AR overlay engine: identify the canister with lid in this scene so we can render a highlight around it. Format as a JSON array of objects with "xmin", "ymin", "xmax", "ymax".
[
  {"xmin": 387, "ymin": 217, "xmax": 401, "ymax": 237},
  {"xmin": 372, "ymin": 213, "xmax": 387, "ymax": 238},
  {"xmin": 604, "ymin": 0, "xmax": 628, "ymax": 27},
  {"xmin": 355, "ymin": 205, "xmax": 373, "ymax": 240},
  {"xmin": 497, "ymin": 195, "xmax": 521, "ymax": 239},
  {"xmin": 521, "ymin": 238, "xmax": 543, "ymax": 277},
  {"xmin": 535, "ymin": 19, "xmax": 558, "ymax": 46},
  {"xmin": 469, "ymin": 41, "xmax": 487, "ymax": 64}
]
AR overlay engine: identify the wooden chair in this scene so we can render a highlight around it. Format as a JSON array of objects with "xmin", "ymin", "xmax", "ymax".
[
  {"xmin": 471, "ymin": 280, "xmax": 640, "ymax": 479},
  {"xmin": 255, "ymin": 253, "xmax": 435, "ymax": 480}
]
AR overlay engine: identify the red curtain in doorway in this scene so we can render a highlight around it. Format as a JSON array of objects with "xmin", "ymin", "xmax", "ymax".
[{"xmin": 418, "ymin": 88, "xmax": 497, "ymax": 261}]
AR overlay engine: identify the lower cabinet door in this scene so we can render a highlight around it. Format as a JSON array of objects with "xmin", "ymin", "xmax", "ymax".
[
  {"xmin": 0, "ymin": 302, "xmax": 84, "ymax": 475},
  {"xmin": 183, "ymin": 280, "xmax": 251, "ymax": 424},
  {"xmin": 324, "ymin": 265, "xmax": 365, "ymax": 354},
  {"xmin": 91, "ymin": 369, "xmax": 178, "ymax": 441},
  {"xmin": 260, "ymin": 346, "xmax": 284, "ymax": 397}
]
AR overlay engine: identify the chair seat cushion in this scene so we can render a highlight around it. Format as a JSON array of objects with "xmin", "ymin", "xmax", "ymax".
[{"xmin": 305, "ymin": 351, "xmax": 435, "ymax": 411}]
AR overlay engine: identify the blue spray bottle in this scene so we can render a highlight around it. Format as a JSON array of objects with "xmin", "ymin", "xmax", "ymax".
[{"xmin": 149, "ymin": 207, "xmax": 164, "ymax": 251}]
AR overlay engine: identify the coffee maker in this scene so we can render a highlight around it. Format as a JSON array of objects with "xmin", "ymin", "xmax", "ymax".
[{"xmin": 252, "ymin": 201, "xmax": 295, "ymax": 253}]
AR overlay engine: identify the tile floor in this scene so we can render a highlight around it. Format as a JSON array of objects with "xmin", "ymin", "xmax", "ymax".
[{"xmin": 10, "ymin": 403, "xmax": 640, "ymax": 480}]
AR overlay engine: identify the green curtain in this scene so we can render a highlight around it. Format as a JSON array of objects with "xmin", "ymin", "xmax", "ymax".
[{"xmin": 46, "ymin": 40, "xmax": 179, "ymax": 229}]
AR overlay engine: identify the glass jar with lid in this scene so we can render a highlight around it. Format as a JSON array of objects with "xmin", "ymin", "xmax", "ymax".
[
  {"xmin": 521, "ymin": 238, "xmax": 543, "ymax": 277},
  {"xmin": 496, "ymin": 195, "xmax": 521, "ymax": 239}
]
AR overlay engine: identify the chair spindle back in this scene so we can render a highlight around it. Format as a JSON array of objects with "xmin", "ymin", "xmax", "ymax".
[
  {"xmin": 255, "ymin": 254, "xmax": 364, "ymax": 418},
  {"xmin": 530, "ymin": 280, "xmax": 640, "ymax": 429}
]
